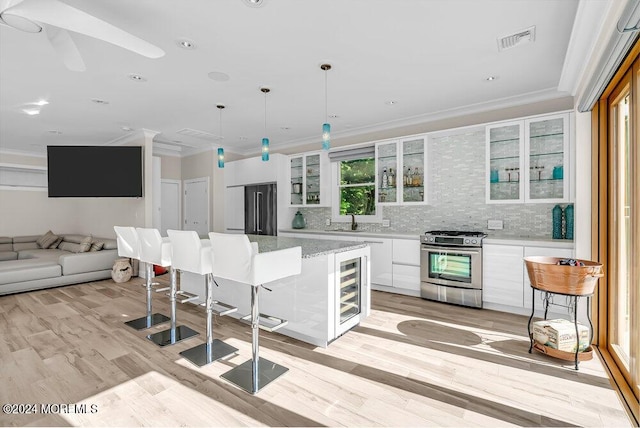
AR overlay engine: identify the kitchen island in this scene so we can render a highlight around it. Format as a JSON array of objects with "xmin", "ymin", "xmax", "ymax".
[{"xmin": 180, "ymin": 235, "xmax": 371, "ymax": 347}]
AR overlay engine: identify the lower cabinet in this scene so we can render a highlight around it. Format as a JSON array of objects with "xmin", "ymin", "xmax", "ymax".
[
  {"xmin": 391, "ymin": 239, "xmax": 421, "ymax": 292},
  {"xmin": 483, "ymin": 244, "xmax": 525, "ymax": 307},
  {"xmin": 364, "ymin": 238, "xmax": 393, "ymax": 287}
]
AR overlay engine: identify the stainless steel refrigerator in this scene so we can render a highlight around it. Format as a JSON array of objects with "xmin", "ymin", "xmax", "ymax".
[{"xmin": 244, "ymin": 183, "xmax": 277, "ymax": 235}]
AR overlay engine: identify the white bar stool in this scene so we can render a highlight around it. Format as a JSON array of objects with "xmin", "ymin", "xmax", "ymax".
[
  {"xmin": 137, "ymin": 228, "xmax": 200, "ymax": 346},
  {"xmin": 209, "ymin": 232, "xmax": 301, "ymax": 394},
  {"xmin": 168, "ymin": 229, "xmax": 239, "ymax": 367},
  {"xmin": 114, "ymin": 226, "xmax": 170, "ymax": 330}
]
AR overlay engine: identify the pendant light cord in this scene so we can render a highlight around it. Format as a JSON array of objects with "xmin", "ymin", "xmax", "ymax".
[
  {"xmin": 264, "ymin": 91, "xmax": 267, "ymax": 135},
  {"xmin": 324, "ymin": 69, "xmax": 328, "ymax": 123}
]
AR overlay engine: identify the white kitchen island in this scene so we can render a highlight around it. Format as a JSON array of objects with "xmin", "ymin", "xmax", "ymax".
[{"xmin": 180, "ymin": 235, "xmax": 371, "ymax": 347}]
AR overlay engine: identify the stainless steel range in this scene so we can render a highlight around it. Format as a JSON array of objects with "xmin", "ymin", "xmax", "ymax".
[{"xmin": 420, "ymin": 230, "xmax": 487, "ymax": 308}]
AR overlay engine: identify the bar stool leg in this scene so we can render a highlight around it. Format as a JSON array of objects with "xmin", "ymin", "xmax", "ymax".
[
  {"xmin": 147, "ymin": 267, "xmax": 199, "ymax": 346},
  {"xmin": 125, "ymin": 262, "xmax": 170, "ymax": 330},
  {"xmin": 221, "ymin": 284, "xmax": 288, "ymax": 394},
  {"xmin": 180, "ymin": 274, "xmax": 238, "ymax": 366}
]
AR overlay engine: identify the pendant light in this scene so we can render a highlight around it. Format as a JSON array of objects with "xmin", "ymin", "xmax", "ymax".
[
  {"xmin": 216, "ymin": 104, "xmax": 225, "ymax": 168},
  {"xmin": 261, "ymin": 87, "xmax": 270, "ymax": 161},
  {"xmin": 321, "ymin": 63, "xmax": 332, "ymax": 151}
]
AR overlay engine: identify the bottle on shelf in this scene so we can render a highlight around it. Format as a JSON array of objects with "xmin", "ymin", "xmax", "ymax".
[
  {"xmin": 405, "ymin": 167, "xmax": 412, "ymax": 186},
  {"xmin": 381, "ymin": 167, "xmax": 388, "ymax": 189},
  {"xmin": 388, "ymin": 168, "xmax": 395, "ymax": 187},
  {"xmin": 412, "ymin": 167, "xmax": 421, "ymax": 186}
]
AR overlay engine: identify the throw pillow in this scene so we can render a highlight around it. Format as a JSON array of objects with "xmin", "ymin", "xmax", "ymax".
[
  {"xmin": 36, "ymin": 230, "xmax": 58, "ymax": 249},
  {"xmin": 78, "ymin": 236, "xmax": 92, "ymax": 253},
  {"xmin": 90, "ymin": 241, "xmax": 105, "ymax": 252},
  {"xmin": 50, "ymin": 237, "xmax": 63, "ymax": 249}
]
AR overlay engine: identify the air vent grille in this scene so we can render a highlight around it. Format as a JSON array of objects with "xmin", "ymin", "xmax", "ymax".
[
  {"xmin": 497, "ymin": 26, "xmax": 536, "ymax": 51},
  {"xmin": 176, "ymin": 128, "xmax": 221, "ymax": 141}
]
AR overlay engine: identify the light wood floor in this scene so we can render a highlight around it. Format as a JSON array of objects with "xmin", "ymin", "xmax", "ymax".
[{"xmin": 0, "ymin": 276, "xmax": 632, "ymax": 427}]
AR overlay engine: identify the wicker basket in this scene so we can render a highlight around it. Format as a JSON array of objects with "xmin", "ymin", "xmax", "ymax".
[{"xmin": 524, "ymin": 256, "xmax": 603, "ymax": 296}]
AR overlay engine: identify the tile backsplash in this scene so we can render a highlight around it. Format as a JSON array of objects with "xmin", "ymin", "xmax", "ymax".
[{"xmin": 296, "ymin": 129, "xmax": 570, "ymax": 239}]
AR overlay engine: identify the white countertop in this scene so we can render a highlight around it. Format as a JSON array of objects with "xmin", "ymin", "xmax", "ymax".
[{"xmin": 280, "ymin": 228, "xmax": 574, "ymax": 248}]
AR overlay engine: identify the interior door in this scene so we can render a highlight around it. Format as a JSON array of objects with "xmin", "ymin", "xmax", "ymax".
[
  {"xmin": 184, "ymin": 177, "xmax": 209, "ymax": 237},
  {"xmin": 161, "ymin": 179, "xmax": 181, "ymax": 236}
]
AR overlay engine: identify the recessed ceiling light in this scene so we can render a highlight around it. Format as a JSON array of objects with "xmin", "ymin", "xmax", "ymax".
[
  {"xmin": 486, "ymin": 76, "xmax": 498, "ymax": 81},
  {"xmin": 121, "ymin": 126, "xmax": 133, "ymax": 132},
  {"xmin": 23, "ymin": 108, "xmax": 40, "ymax": 115},
  {"xmin": 280, "ymin": 127, "xmax": 291, "ymax": 131},
  {"xmin": 239, "ymin": 136, "xmax": 249, "ymax": 141},
  {"xmin": 91, "ymin": 98, "xmax": 109, "ymax": 104},
  {"xmin": 47, "ymin": 130, "xmax": 62, "ymax": 134},
  {"xmin": 385, "ymin": 101, "xmax": 398, "ymax": 106},
  {"xmin": 128, "ymin": 73, "xmax": 147, "ymax": 82},
  {"xmin": 243, "ymin": 0, "xmax": 266, "ymax": 7},
  {"xmin": 34, "ymin": 99, "xmax": 49, "ymax": 106},
  {"xmin": 176, "ymin": 38, "xmax": 196, "ymax": 50},
  {"xmin": 328, "ymin": 114, "xmax": 339, "ymax": 119},
  {"xmin": 208, "ymin": 71, "xmax": 230, "ymax": 82}
]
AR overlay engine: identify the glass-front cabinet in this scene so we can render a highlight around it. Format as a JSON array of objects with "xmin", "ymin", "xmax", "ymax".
[
  {"xmin": 289, "ymin": 152, "xmax": 329, "ymax": 207},
  {"xmin": 486, "ymin": 113, "xmax": 570, "ymax": 204},
  {"xmin": 375, "ymin": 135, "xmax": 427, "ymax": 205}
]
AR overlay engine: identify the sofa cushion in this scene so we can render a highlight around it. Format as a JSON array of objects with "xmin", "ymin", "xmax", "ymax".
[
  {"xmin": 13, "ymin": 242, "xmax": 38, "ymax": 251},
  {"xmin": 0, "ymin": 259, "xmax": 61, "ymax": 285},
  {"xmin": 0, "ymin": 237, "xmax": 11, "ymax": 244},
  {"xmin": 61, "ymin": 234, "xmax": 90, "ymax": 244},
  {"xmin": 50, "ymin": 237, "xmax": 63, "ymax": 249},
  {"xmin": 102, "ymin": 239, "xmax": 117, "ymax": 250},
  {"xmin": 59, "ymin": 249, "xmax": 118, "ymax": 275},
  {"xmin": 12, "ymin": 235, "xmax": 40, "ymax": 243},
  {"xmin": 0, "ymin": 242, "xmax": 12, "ymax": 252},
  {"xmin": 18, "ymin": 249, "xmax": 66, "ymax": 260},
  {"xmin": 58, "ymin": 241, "xmax": 82, "ymax": 253},
  {"xmin": 36, "ymin": 230, "xmax": 59, "ymax": 249},
  {"xmin": 0, "ymin": 252, "xmax": 18, "ymax": 261}
]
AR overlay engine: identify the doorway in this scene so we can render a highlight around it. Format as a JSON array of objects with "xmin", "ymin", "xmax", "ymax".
[
  {"xmin": 160, "ymin": 179, "xmax": 181, "ymax": 236},
  {"xmin": 184, "ymin": 177, "xmax": 209, "ymax": 237}
]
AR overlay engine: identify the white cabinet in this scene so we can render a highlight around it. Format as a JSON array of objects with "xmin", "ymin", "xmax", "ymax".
[
  {"xmin": 523, "ymin": 246, "xmax": 574, "ymax": 309},
  {"xmin": 289, "ymin": 151, "xmax": 330, "ymax": 207},
  {"xmin": 364, "ymin": 238, "xmax": 393, "ymax": 287},
  {"xmin": 391, "ymin": 239, "xmax": 421, "ymax": 291},
  {"xmin": 224, "ymin": 186, "xmax": 244, "ymax": 232},
  {"xmin": 486, "ymin": 113, "xmax": 570, "ymax": 204},
  {"xmin": 375, "ymin": 136, "xmax": 428, "ymax": 205},
  {"xmin": 483, "ymin": 244, "xmax": 524, "ymax": 307}
]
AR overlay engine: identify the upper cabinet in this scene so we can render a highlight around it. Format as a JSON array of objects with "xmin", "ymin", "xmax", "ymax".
[
  {"xmin": 375, "ymin": 135, "xmax": 428, "ymax": 205},
  {"xmin": 289, "ymin": 151, "xmax": 330, "ymax": 207},
  {"xmin": 486, "ymin": 113, "xmax": 570, "ymax": 204}
]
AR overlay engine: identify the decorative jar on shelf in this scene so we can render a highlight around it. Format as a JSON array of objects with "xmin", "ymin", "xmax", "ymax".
[{"xmin": 292, "ymin": 210, "xmax": 306, "ymax": 229}]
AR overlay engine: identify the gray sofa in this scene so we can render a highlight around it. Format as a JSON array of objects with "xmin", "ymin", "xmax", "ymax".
[{"xmin": 0, "ymin": 234, "xmax": 119, "ymax": 295}]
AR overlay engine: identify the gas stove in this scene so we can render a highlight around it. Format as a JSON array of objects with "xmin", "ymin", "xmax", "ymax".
[{"xmin": 420, "ymin": 230, "xmax": 487, "ymax": 247}]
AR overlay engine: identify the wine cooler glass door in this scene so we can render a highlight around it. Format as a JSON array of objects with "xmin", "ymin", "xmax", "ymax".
[{"xmin": 337, "ymin": 256, "xmax": 362, "ymax": 336}]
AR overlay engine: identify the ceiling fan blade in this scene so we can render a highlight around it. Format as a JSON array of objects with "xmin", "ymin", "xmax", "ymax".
[
  {"xmin": 45, "ymin": 26, "xmax": 85, "ymax": 71},
  {"xmin": 4, "ymin": 0, "xmax": 164, "ymax": 58}
]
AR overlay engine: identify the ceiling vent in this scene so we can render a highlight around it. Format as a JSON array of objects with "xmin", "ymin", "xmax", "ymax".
[
  {"xmin": 176, "ymin": 128, "xmax": 221, "ymax": 141},
  {"xmin": 497, "ymin": 26, "xmax": 536, "ymax": 51}
]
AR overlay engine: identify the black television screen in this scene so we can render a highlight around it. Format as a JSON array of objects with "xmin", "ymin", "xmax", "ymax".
[{"xmin": 47, "ymin": 146, "xmax": 143, "ymax": 197}]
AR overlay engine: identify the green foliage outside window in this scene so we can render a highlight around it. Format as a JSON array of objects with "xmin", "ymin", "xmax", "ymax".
[{"xmin": 339, "ymin": 158, "xmax": 376, "ymax": 215}]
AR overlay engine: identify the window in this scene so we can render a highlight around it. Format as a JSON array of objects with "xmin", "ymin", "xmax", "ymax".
[{"xmin": 331, "ymin": 156, "xmax": 380, "ymax": 222}]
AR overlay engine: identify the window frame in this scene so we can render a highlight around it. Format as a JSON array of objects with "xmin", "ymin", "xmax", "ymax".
[{"xmin": 331, "ymin": 160, "xmax": 382, "ymax": 223}]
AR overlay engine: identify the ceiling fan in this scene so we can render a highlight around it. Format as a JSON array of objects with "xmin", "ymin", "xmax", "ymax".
[{"xmin": 0, "ymin": 0, "xmax": 164, "ymax": 72}]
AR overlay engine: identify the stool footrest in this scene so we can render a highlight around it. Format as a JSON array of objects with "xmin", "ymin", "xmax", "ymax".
[
  {"xmin": 212, "ymin": 301, "xmax": 238, "ymax": 316},
  {"xmin": 240, "ymin": 313, "xmax": 288, "ymax": 332},
  {"xmin": 175, "ymin": 290, "xmax": 199, "ymax": 303},
  {"xmin": 154, "ymin": 286, "xmax": 170, "ymax": 293}
]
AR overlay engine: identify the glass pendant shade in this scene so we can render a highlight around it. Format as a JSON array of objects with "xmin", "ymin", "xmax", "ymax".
[
  {"xmin": 322, "ymin": 122, "xmax": 331, "ymax": 151},
  {"xmin": 262, "ymin": 137, "xmax": 270, "ymax": 161},
  {"xmin": 217, "ymin": 147, "xmax": 224, "ymax": 168}
]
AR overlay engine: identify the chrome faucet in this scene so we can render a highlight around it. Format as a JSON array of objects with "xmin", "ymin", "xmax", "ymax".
[{"xmin": 350, "ymin": 214, "xmax": 358, "ymax": 231}]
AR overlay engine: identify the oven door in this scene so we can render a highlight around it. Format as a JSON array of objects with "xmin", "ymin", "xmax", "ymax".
[{"xmin": 420, "ymin": 245, "xmax": 482, "ymax": 289}]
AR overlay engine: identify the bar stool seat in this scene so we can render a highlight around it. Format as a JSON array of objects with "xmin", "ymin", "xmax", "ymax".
[
  {"xmin": 137, "ymin": 227, "xmax": 199, "ymax": 346},
  {"xmin": 114, "ymin": 226, "xmax": 169, "ymax": 330},
  {"xmin": 168, "ymin": 229, "xmax": 238, "ymax": 367},
  {"xmin": 209, "ymin": 232, "xmax": 301, "ymax": 394}
]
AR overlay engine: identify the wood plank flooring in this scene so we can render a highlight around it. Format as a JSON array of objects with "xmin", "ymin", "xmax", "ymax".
[{"xmin": 0, "ymin": 276, "xmax": 632, "ymax": 427}]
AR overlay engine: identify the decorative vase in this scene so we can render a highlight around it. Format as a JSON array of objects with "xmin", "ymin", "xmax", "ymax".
[
  {"xmin": 552, "ymin": 205, "xmax": 562, "ymax": 239},
  {"xmin": 565, "ymin": 204, "xmax": 574, "ymax": 240},
  {"xmin": 292, "ymin": 210, "xmax": 306, "ymax": 229}
]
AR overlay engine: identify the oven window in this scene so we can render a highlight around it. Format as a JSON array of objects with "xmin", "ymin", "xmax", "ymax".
[{"xmin": 428, "ymin": 252, "xmax": 472, "ymax": 283}]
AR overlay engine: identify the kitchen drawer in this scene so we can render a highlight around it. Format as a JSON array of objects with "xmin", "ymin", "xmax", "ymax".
[
  {"xmin": 392, "ymin": 239, "xmax": 420, "ymax": 266},
  {"xmin": 392, "ymin": 264, "xmax": 420, "ymax": 291}
]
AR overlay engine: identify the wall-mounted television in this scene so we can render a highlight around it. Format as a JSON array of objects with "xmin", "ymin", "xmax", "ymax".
[{"xmin": 47, "ymin": 146, "xmax": 143, "ymax": 197}]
